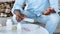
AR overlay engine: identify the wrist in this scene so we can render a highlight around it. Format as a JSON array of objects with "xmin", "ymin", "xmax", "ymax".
[
  {"xmin": 14, "ymin": 9, "xmax": 21, "ymax": 16},
  {"xmin": 14, "ymin": 9, "xmax": 21, "ymax": 13}
]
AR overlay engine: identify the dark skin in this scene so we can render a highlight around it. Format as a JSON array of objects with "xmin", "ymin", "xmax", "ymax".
[
  {"xmin": 14, "ymin": 8, "xmax": 55, "ymax": 22},
  {"xmin": 14, "ymin": 9, "xmax": 26, "ymax": 22},
  {"xmin": 42, "ymin": 8, "xmax": 55, "ymax": 15}
]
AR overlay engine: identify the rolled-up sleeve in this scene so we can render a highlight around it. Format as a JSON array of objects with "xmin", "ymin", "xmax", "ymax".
[
  {"xmin": 49, "ymin": 0, "xmax": 59, "ymax": 13},
  {"xmin": 11, "ymin": 0, "xmax": 25, "ymax": 14}
]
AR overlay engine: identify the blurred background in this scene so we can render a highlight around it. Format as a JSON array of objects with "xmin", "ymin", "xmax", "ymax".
[{"xmin": 0, "ymin": 0, "xmax": 60, "ymax": 34}]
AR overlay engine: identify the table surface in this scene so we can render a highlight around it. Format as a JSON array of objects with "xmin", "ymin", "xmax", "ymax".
[{"xmin": 0, "ymin": 24, "xmax": 49, "ymax": 34}]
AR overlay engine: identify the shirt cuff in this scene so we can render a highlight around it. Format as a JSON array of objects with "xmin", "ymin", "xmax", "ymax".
[
  {"xmin": 55, "ymin": 9, "xmax": 60, "ymax": 13},
  {"xmin": 33, "ymin": 11, "xmax": 42, "ymax": 16},
  {"xmin": 37, "ymin": 13, "xmax": 42, "ymax": 16},
  {"xmin": 11, "ymin": 7, "xmax": 23, "ymax": 15}
]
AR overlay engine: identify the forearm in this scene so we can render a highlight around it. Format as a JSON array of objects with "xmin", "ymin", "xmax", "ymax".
[{"xmin": 11, "ymin": 0, "xmax": 25, "ymax": 15}]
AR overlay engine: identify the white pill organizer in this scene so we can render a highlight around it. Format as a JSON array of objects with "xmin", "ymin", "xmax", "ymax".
[{"xmin": 23, "ymin": 18, "xmax": 34, "ymax": 23}]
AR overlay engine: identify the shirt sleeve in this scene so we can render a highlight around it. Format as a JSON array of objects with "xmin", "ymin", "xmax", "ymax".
[
  {"xmin": 11, "ymin": 0, "xmax": 25, "ymax": 14},
  {"xmin": 49, "ymin": 0, "xmax": 59, "ymax": 13}
]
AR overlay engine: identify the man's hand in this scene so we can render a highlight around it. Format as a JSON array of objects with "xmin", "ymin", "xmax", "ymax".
[
  {"xmin": 42, "ymin": 8, "xmax": 56, "ymax": 15},
  {"xmin": 14, "ymin": 9, "xmax": 26, "ymax": 22},
  {"xmin": 16, "ymin": 15, "xmax": 22, "ymax": 22}
]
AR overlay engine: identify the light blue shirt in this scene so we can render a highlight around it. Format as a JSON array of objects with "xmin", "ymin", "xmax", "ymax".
[{"xmin": 12, "ymin": 0, "xmax": 59, "ymax": 16}]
